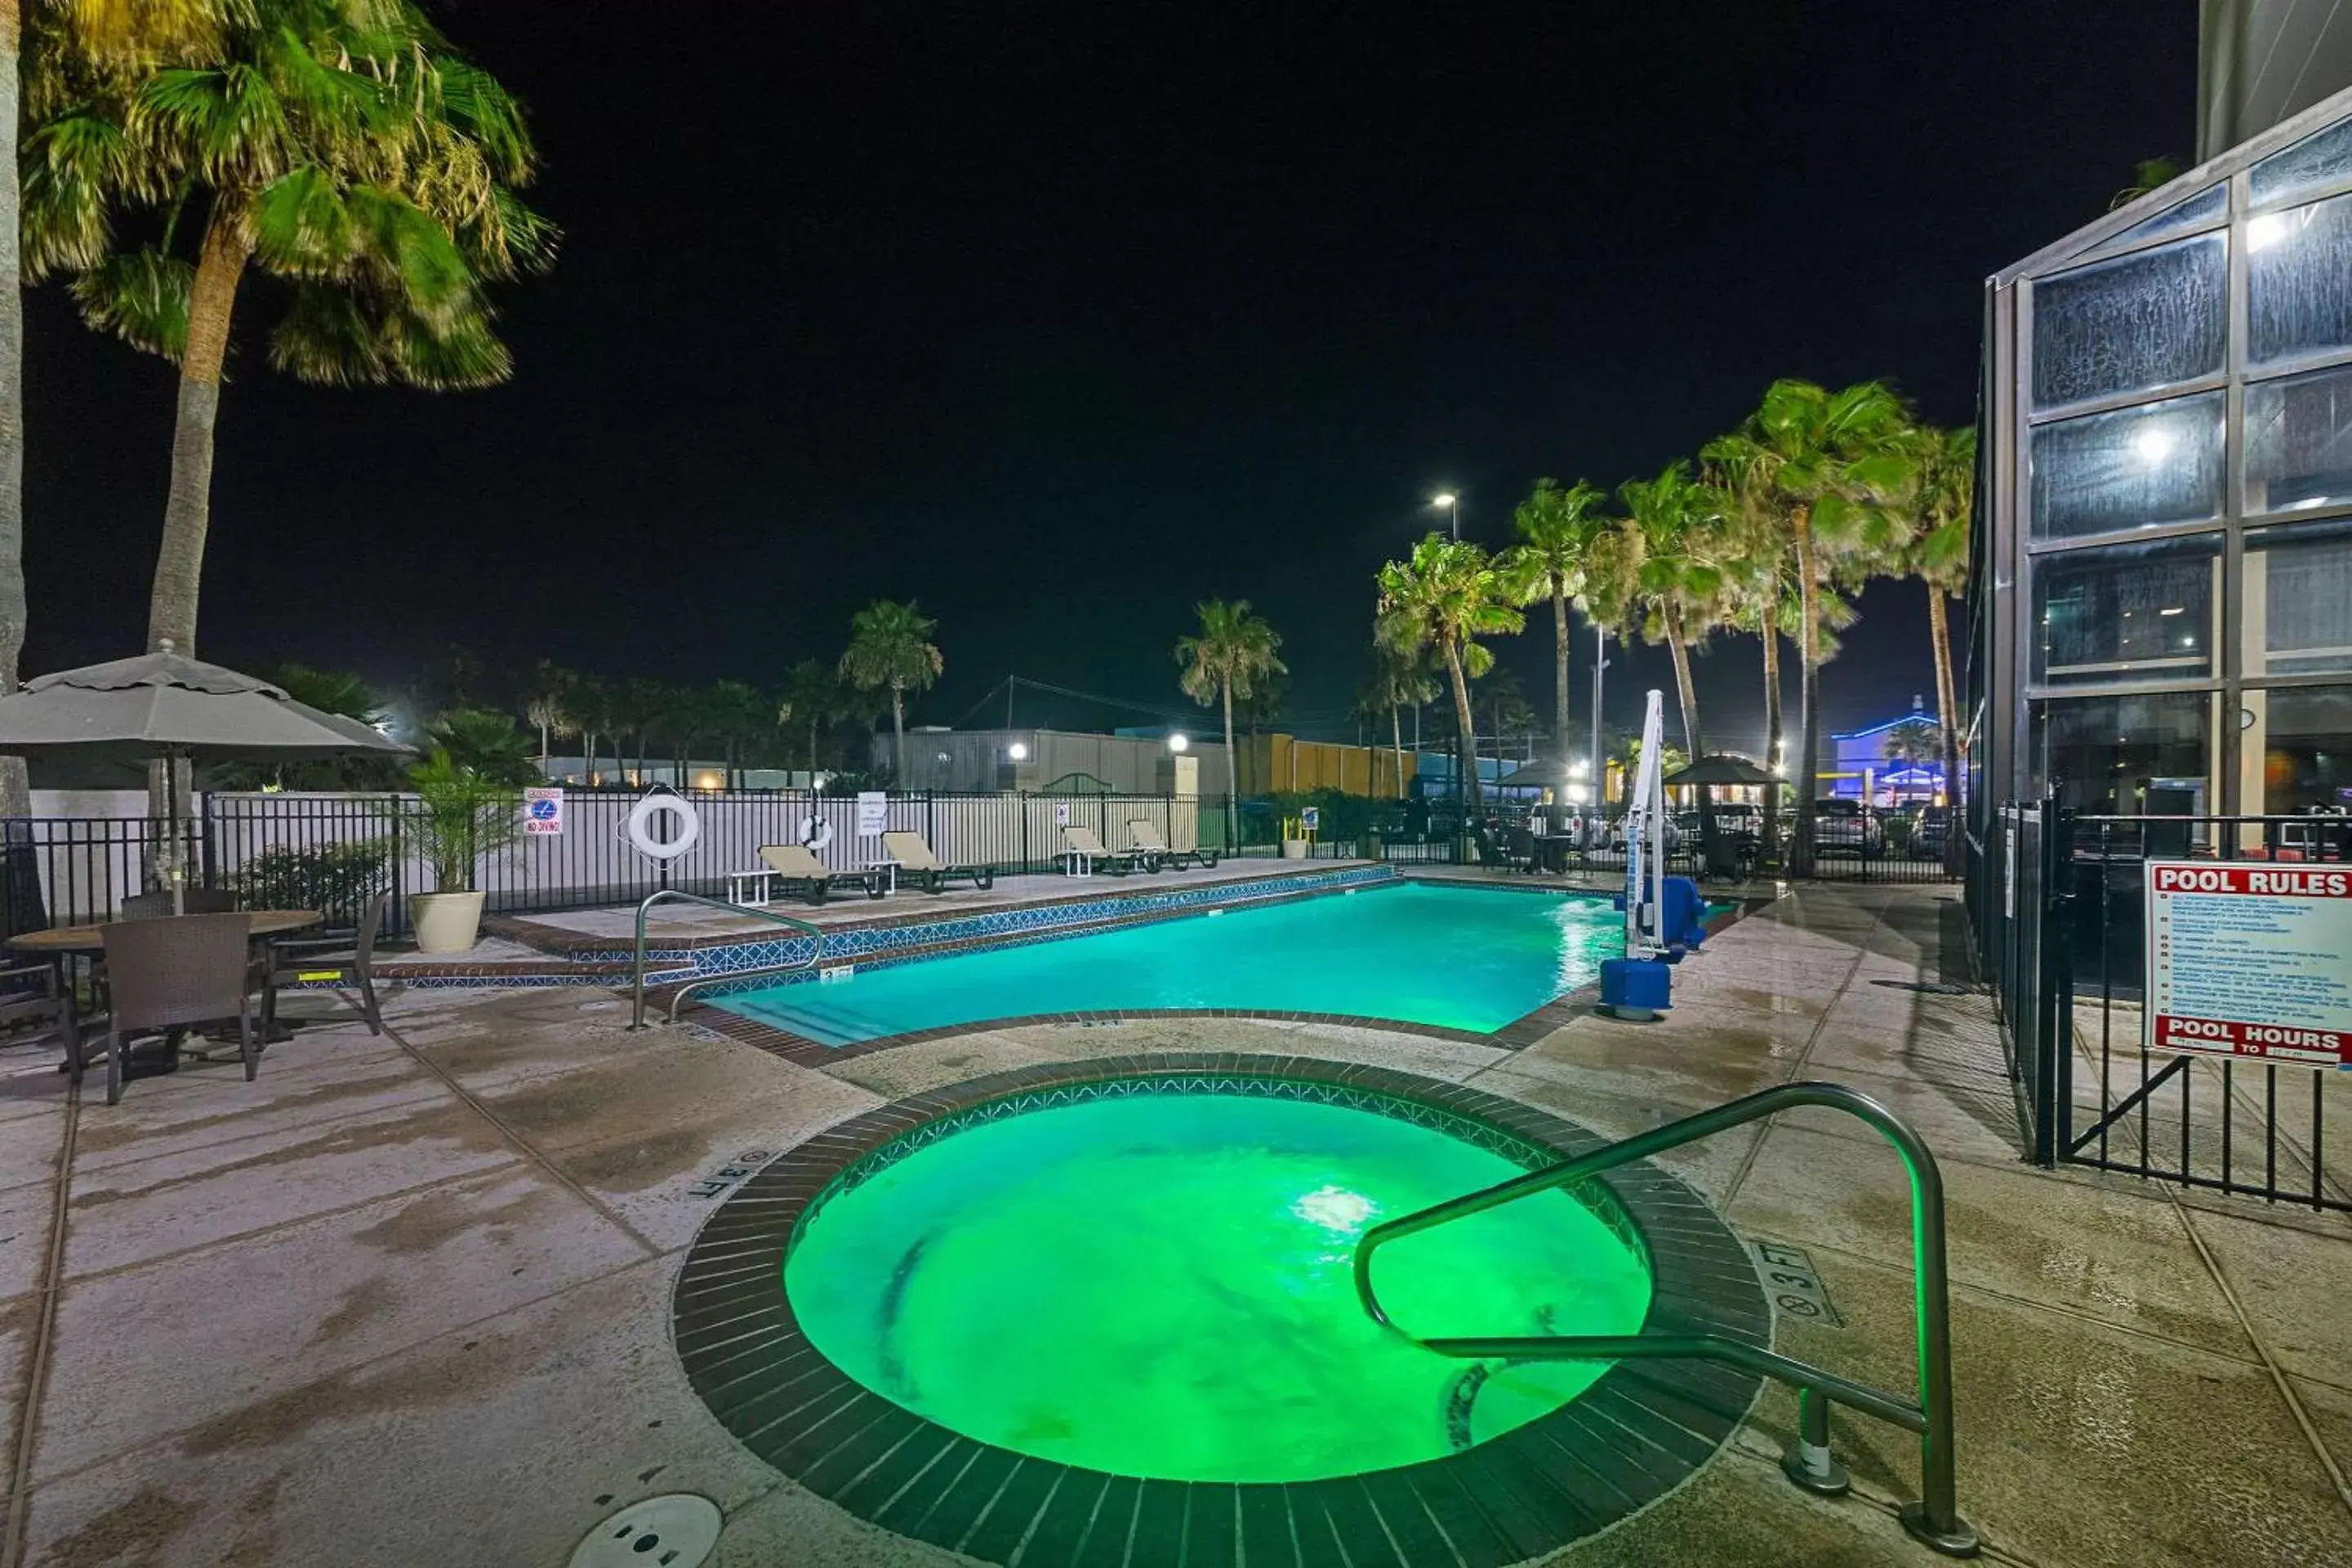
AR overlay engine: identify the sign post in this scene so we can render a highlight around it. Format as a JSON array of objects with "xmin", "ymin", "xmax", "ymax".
[
  {"xmin": 523, "ymin": 786, "xmax": 565, "ymax": 837},
  {"xmin": 2144, "ymin": 862, "xmax": 2352, "ymax": 1067}
]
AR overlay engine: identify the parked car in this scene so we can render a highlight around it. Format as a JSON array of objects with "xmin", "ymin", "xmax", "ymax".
[
  {"xmin": 1907, "ymin": 804, "xmax": 1952, "ymax": 860},
  {"xmin": 1810, "ymin": 798, "xmax": 1885, "ymax": 857}
]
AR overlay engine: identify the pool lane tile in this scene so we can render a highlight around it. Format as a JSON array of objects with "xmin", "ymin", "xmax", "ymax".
[
  {"xmin": 960, "ymin": 1453, "xmax": 1062, "ymax": 1563},
  {"xmin": 1235, "ymin": 1484, "xmax": 1299, "ymax": 1568},
  {"xmin": 1007, "ymin": 1467, "xmax": 1110, "ymax": 1568},
  {"xmin": 1353, "ymin": 1472, "xmax": 1451, "ymax": 1567},
  {"xmin": 1178, "ymin": 1482, "xmax": 1239, "ymax": 1568},
  {"xmin": 831, "ymin": 1419, "xmax": 964, "ymax": 1520},
  {"xmin": 1445, "ymin": 1448, "xmax": 1574, "ymax": 1564},
  {"xmin": 1125, "ymin": 1480, "xmax": 1188, "ymax": 1568},
  {"xmin": 1296, "ymin": 1477, "xmax": 1403, "ymax": 1568},
  {"xmin": 795, "ymin": 1401, "xmax": 929, "ymax": 1499},
  {"xmin": 1074, "ymin": 1476, "xmax": 1140, "ymax": 1567}
]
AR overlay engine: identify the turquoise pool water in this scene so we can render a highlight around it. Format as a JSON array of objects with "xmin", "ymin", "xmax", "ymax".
[
  {"xmin": 786, "ymin": 1092, "xmax": 1653, "ymax": 1481},
  {"xmin": 715, "ymin": 881, "xmax": 1620, "ymax": 1045}
]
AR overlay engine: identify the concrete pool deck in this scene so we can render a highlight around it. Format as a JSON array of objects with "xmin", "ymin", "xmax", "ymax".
[{"xmin": 0, "ymin": 882, "xmax": 2345, "ymax": 1565}]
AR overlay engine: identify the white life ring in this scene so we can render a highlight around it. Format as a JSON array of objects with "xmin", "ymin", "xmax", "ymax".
[
  {"xmin": 626, "ymin": 792, "xmax": 702, "ymax": 862},
  {"xmin": 798, "ymin": 816, "xmax": 835, "ymax": 852}
]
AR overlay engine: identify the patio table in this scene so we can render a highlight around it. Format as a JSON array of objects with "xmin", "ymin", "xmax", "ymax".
[{"xmin": 9, "ymin": 910, "xmax": 324, "ymax": 1070}]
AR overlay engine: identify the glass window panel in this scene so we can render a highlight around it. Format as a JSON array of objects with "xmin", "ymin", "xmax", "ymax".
[
  {"xmin": 2256, "ymin": 686, "xmax": 2352, "ymax": 823},
  {"xmin": 2030, "ymin": 234, "xmax": 2225, "ymax": 408},
  {"xmin": 2109, "ymin": 184, "xmax": 2226, "ymax": 247},
  {"xmin": 2034, "ymin": 534, "xmax": 2221, "ymax": 686},
  {"xmin": 2248, "ymin": 361, "xmax": 2352, "ymax": 514},
  {"xmin": 2248, "ymin": 192, "xmax": 2352, "ymax": 365},
  {"xmin": 2248, "ymin": 519, "xmax": 2352, "ymax": 675},
  {"xmin": 2029, "ymin": 391, "xmax": 2225, "ymax": 540},
  {"xmin": 2033, "ymin": 693, "xmax": 2212, "ymax": 815},
  {"xmin": 2252, "ymin": 114, "xmax": 2352, "ymax": 207}
]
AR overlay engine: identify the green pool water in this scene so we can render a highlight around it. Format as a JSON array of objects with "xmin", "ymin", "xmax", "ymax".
[
  {"xmin": 785, "ymin": 1092, "xmax": 1654, "ymax": 1482},
  {"xmin": 718, "ymin": 880, "xmax": 1620, "ymax": 1045}
]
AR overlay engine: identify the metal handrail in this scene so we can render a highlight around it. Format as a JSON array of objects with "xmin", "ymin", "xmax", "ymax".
[
  {"xmin": 628, "ymin": 890, "xmax": 825, "ymax": 1030},
  {"xmin": 1352, "ymin": 1080, "xmax": 1979, "ymax": 1558}
]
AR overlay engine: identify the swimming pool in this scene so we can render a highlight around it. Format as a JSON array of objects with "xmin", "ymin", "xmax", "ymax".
[
  {"xmin": 711, "ymin": 880, "xmax": 1619, "ymax": 1045},
  {"xmin": 785, "ymin": 1091, "xmax": 1653, "ymax": 1481}
]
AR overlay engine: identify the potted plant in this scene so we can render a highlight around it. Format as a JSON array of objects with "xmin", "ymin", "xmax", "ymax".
[
  {"xmin": 406, "ymin": 749, "xmax": 524, "ymax": 953},
  {"xmin": 1280, "ymin": 813, "xmax": 1310, "ymax": 859}
]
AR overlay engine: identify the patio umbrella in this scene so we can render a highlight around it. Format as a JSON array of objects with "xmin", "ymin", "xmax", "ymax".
[
  {"xmin": 1664, "ymin": 754, "xmax": 1782, "ymax": 788},
  {"xmin": 0, "ymin": 645, "xmax": 411, "ymax": 911},
  {"xmin": 1495, "ymin": 756, "xmax": 1584, "ymax": 791}
]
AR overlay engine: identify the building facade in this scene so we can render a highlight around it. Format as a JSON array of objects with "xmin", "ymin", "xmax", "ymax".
[{"xmin": 1971, "ymin": 83, "xmax": 2352, "ymax": 831}]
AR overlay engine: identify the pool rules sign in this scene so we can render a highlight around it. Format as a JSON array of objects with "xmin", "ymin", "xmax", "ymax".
[{"xmin": 2145, "ymin": 862, "xmax": 2352, "ymax": 1068}]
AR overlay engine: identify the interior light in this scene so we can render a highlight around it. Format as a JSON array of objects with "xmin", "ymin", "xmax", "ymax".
[
  {"xmin": 2158, "ymin": 606, "xmax": 2185, "ymax": 616},
  {"xmin": 2248, "ymin": 212, "xmax": 2290, "ymax": 252},
  {"xmin": 2132, "ymin": 425, "xmax": 2176, "ymax": 463},
  {"xmin": 1008, "ymin": 742, "xmax": 1029, "ymax": 760}
]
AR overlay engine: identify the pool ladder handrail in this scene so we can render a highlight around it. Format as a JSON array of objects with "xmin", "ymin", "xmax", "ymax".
[
  {"xmin": 628, "ymin": 890, "xmax": 826, "ymax": 1030},
  {"xmin": 1352, "ymin": 1080, "xmax": 1979, "ymax": 1559}
]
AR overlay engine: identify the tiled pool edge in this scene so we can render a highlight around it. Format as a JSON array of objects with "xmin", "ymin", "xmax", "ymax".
[{"xmin": 670, "ymin": 1054, "xmax": 1772, "ymax": 1568}]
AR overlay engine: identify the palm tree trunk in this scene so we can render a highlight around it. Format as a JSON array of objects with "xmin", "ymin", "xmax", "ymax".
[
  {"xmin": 1664, "ymin": 603, "xmax": 1720, "ymax": 871},
  {"xmin": 890, "ymin": 687, "xmax": 906, "ymax": 782},
  {"xmin": 1444, "ymin": 641, "xmax": 1481, "ymax": 826},
  {"xmin": 1929, "ymin": 587, "xmax": 1965, "ymax": 875},
  {"xmin": 1220, "ymin": 682, "xmax": 1238, "ymax": 848},
  {"xmin": 143, "ymin": 215, "xmax": 251, "ymax": 824},
  {"xmin": 1552, "ymin": 587, "xmax": 1571, "ymax": 762},
  {"xmin": 0, "ymin": 0, "xmax": 28, "ymax": 820},
  {"xmin": 808, "ymin": 716, "xmax": 819, "ymax": 778},
  {"xmin": 1390, "ymin": 703, "xmax": 1405, "ymax": 798},
  {"xmin": 1761, "ymin": 623, "xmax": 1784, "ymax": 867},
  {"xmin": 1793, "ymin": 507, "xmax": 1823, "ymax": 877}
]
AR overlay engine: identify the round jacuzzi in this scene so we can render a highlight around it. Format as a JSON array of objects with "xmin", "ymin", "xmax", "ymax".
[{"xmin": 674, "ymin": 1058, "xmax": 1770, "ymax": 1566}]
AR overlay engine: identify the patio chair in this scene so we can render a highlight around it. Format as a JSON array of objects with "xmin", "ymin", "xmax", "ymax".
[
  {"xmin": 97, "ymin": 912, "xmax": 258, "ymax": 1106},
  {"xmin": 880, "ymin": 831, "xmax": 996, "ymax": 893},
  {"xmin": 0, "ymin": 959, "xmax": 78, "ymax": 1077},
  {"xmin": 1060, "ymin": 825, "xmax": 1142, "ymax": 875},
  {"xmin": 757, "ymin": 844, "xmax": 887, "ymax": 905},
  {"xmin": 1125, "ymin": 820, "xmax": 1218, "ymax": 872},
  {"xmin": 260, "ymin": 893, "xmax": 387, "ymax": 1038}
]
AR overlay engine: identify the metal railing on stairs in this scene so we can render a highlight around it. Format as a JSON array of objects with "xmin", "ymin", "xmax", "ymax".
[
  {"xmin": 1352, "ymin": 1080, "xmax": 1980, "ymax": 1558},
  {"xmin": 627, "ymin": 889, "xmax": 825, "ymax": 1029}
]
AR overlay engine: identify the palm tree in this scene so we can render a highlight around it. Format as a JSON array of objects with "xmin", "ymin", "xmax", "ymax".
[
  {"xmin": 1704, "ymin": 379, "xmax": 1914, "ymax": 875},
  {"xmin": 840, "ymin": 600, "xmax": 942, "ymax": 784},
  {"xmin": 1619, "ymin": 461, "xmax": 1734, "ymax": 862},
  {"xmin": 706, "ymin": 679, "xmax": 768, "ymax": 786},
  {"xmin": 1176, "ymin": 599, "xmax": 1285, "ymax": 841},
  {"xmin": 1501, "ymin": 478, "xmax": 1609, "ymax": 762},
  {"xmin": 426, "ymin": 706, "xmax": 538, "ymax": 786},
  {"xmin": 522, "ymin": 661, "xmax": 572, "ymax": 769},
  {"xmin": 1364, "ymin": 641, "xmax": 1436, "ymax": 799},
  {"xmin": 1376, "ymin": 536, "xmax": 1523, "ymax": 829},
  {"xmin": 0, "ymin": 2, "xmax": 228, "ymax": 814},
  {"xmin": 568, "ymin": 675, "xmax": 612, "ymax": 786},
  {"xmin": 1885, "ymin": 715, "xmax": 1941, "ymax": 768},
  {"xmin": 1904, "ymin": 423, "xmax": 1976, "ymax": 873},
  {"xmin": 24, "ymin": 0, "xmax": 554, "ymax": 668},
  {"xmin": 2109, "ymin": 157, "xmax": 2185, "ymax": 211},
  {"xmin": 777, "ymin": 658, "xmax": 836, "ymax": 779}
]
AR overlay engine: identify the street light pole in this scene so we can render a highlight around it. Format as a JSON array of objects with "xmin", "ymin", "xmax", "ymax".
[
  {"xmin": 1431, "ymin": 492, "xmax": 1459, "ymax": 541},
  {"xmin": 1590, "ymin": 622, "xmax": 1608, "ymax": 812}
]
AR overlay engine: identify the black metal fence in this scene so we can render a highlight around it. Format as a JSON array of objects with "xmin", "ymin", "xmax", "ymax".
[{"xmin": 1976, "ymin": 802, "xmax": 2351, "ymax": 1211}]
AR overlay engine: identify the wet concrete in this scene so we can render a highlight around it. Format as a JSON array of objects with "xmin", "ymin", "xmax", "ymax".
[{"xmin": 0, "ymin": 881, "xmax": 2343, "ymax": 1566}]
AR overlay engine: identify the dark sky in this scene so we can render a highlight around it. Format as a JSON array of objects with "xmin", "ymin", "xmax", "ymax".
[{"xmin": 26, "ymin": 1, "xmax": 2197, "ymax": 755}]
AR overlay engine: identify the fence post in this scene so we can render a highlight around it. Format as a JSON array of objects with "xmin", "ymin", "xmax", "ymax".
[{"xmin": 2034, "ymin": 795, "xmax": 2071, "ymax": 1167}]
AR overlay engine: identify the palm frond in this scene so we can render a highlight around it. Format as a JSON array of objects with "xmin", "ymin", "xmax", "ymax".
[
  {"xmin": 69, "ymin": 245, "xmax": 194, "ymax": 359},
  {"xmin": 20, "ymin": 108, "xmax": 139, "ymax": 278},
  {"xmin": 250, "ymin": 162, "xmax": 355, "ymax": 273}
]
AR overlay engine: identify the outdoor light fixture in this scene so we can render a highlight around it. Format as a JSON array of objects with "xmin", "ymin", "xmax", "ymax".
[
  {"xmin": 1431, "ymin": 492, "xmax": 1460, "ymax": 540},
  {"xmin": 2248, "ymin": 212, "xmax": 2290, "ymax": 252},
  {"xmin": 1570, "ymin": 758, "xmax": 1590, "ymax": 779},
  {"xmin": 1168, "ymin": 733, "xmax": 1190, "ymax": 753},
  {"xmin": 1008, "ymin": 742, "xmax": 1029, "ymax": 761}
]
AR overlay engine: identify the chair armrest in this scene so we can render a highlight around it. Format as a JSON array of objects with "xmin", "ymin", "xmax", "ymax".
[{"xmin": 0, "ymin": 962, "xmax": 57, "ymax": 983}]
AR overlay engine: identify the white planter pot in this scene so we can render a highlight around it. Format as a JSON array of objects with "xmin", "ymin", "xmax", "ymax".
[
  {"xmin": 411, "ymin": 890, "xmax": 488, "ymax": 955},
  {"xmin": 1281, "ymin": 839, "xmax": 1309, "ymax": 860}
]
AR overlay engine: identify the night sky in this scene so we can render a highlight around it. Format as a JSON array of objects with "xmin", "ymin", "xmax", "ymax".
[{"xmin": 25, "ymin": 2, "xmax": 2196, "ymax": 755}]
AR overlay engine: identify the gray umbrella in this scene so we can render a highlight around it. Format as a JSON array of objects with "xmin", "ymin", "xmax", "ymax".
[
  {"xmin": 1495, "ymin": 757, "xmax": 1584, "ymax": 791},
  {"xmin": 1664, "ymin": 754, "xmax": 1782, "ymax": 787},
  {"xmin": 0, "ymin": 646, "xmax": 411, "ymax": 911}
]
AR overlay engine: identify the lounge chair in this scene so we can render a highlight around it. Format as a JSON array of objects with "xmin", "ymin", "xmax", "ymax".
[
  {"xmin": 1125, "ymin": 820, "xmax": 1218, "ymax": 872},
  {"xmin": 1060, "ymin": 825, "xmax": 1142, "ymax": 876},
  {"xmin": 880, "ymin": 831, "xmax": 995, "ymax": 893},
  {"xmin": 758, "ymin": 844, "xmax": 887, "ymax": 905}
]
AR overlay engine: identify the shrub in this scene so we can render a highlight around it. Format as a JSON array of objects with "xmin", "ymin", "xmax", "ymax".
[{"xmin": 235, "ymin": 839, "xmax": 392, "ymax": 924}]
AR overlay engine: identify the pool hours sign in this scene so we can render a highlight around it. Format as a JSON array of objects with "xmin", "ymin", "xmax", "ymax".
[{"xmin": 2144, "ymin": 863, "xmax": 2352, "ymax": 1068}]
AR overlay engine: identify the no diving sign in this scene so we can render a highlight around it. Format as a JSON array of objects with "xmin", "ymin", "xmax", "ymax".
[
  {"xmin": 2145, "ymin": 862, "xmax": 2352, "ymax": 1067},
  {"xmin": 523, "ymin": 786, "xmax": 565, "ymax": 836}
]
